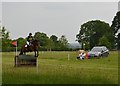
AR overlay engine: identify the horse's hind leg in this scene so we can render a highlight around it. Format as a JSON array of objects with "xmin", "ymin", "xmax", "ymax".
[
  {"xmin": 24, "ymin": 52, "xmax": 26, "ymax": 55},
  {"xmin": 34, "ymin": 51, "xmax": 36, "ymax": 57},
  {"xmin": 34, "ymin": 51, "xmax": 38, "ymax": 57},
  {"xmin": 36, "ymin": 51, "xmax": 39, "ymax": 57},
  {"xmin": 34, "ymin": 51, "xmax": 39, "ymax": 57}
]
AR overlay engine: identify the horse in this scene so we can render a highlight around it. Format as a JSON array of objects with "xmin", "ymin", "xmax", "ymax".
[{"xmin": 19, "ymin": 40, "xmax": 40, "ymax": 57}]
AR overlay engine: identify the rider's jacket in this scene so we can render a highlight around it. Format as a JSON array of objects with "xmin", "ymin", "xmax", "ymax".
[{"xmin": 27, "ymin": 36, "xmax": 33, "ymax": 42}]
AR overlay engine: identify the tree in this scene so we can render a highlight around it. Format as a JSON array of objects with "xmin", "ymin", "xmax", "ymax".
[
  {"xmin": 1, "ymin": 26, "xmax": 10, "ymax": 39},
  {"xmin": 111, "ymin": 11, "xmax": 120, "ymax": 49},
  {"xmin": 2, "ymin": 39, "xmax": 12, "ymax": 51},
  {"xmin": 34, "ymin": 32, "xmax": 54, "ymax": 50},
  {"xmin": 50, "ymin": 35, "xmax": 58, "ymax": 43},
  {"xmin": 1, "ymin": 26, "xmax": 12, "ymax": 51},
  {"xmin": 45, "ymin": 38, "xmax": 54, "ymax": 51},
  {"xmin": 117, "ymin": 33, "xmax": 120, "ymax": 50},
  {"xmin": 76, "ymin": 20, "xmax": 112, "ymax": 49},
  {"xmin": 59, "ymin": 35, "xmax": 68, "ymax": 47},
  {"xmin": 111, "ymin": 11, "xmax": 120, "ymax": 35},
  {"xmin": 50, "ymin": 35, "xmax": 58, "ymax": 49},
  {"xmin": 34, "ymin": 32, "xmax": 49, "ymax": 46},
  {"xmin": 99, "ymin": 36, "xmax": 111, "ymax": 49},
  {"xmin": 16, "ymin": 37, "xmax": 26, "ymax": 50},
  {"xmin": 17, "ymin": 37, "xmax": 26, "ymax": 46}
]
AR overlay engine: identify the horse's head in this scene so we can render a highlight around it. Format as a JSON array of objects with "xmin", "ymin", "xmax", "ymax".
[{"xmin": 31, "ymin": 39, "xmax": 40, "ymax": 47}]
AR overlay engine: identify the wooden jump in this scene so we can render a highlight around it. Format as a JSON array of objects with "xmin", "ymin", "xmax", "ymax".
[{"xmin": 14, "ymin": 55, "xmax": 37, "ymax": 67}]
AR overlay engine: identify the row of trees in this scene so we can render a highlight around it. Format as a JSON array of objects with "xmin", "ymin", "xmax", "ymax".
[
  {"xmin": 1, "ymin": 27, "xmax": 70, "ymax": 51},
  {"xmin": 1, "ymin": 11, "xmax": 120, "ymax": 51},
  {"xmin": 76, "ymin": 11, "xmax": 120, "ymax": 50},
  {"xmin": 34, "ymin": 32, "xmax": 69, "ymax": 51}
]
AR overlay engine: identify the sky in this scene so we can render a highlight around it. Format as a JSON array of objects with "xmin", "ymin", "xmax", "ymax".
[
  {"xmin": 0, "ymin": 2, "xmax": 1, "ymax": 26},
  {"xmin": 2, "ymin": 2, "xmax": 118, "ymax": 43},
  {"xmin": 118, "ymin": 1, "xmax": 120, "ymax": 34}
]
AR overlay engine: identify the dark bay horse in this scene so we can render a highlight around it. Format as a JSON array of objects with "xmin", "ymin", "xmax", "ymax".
[{"xmin": 19, "ymin": 40, "xmax": 39, "ymax": 57}]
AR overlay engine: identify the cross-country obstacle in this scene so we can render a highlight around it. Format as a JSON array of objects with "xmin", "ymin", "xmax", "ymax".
[{"xmin": 14, "ymin": 55, "xmax": 37, "ymax": 67}]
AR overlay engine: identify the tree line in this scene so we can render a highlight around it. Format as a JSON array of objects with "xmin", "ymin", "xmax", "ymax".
[
  {"xmin": 1, "ymin": 27, "xmax": 70, "ymax": 51},
  {"xmin": 76, "ymin": 11, "xmax": 120, "ymax": 50},
  {"xmin": 1, "ymin": 11, "xmax": 120, "ymax": 51}
]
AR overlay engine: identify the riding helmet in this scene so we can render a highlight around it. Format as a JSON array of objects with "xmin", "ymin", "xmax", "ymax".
[{"xmin": 29, "ymin": 33, "xmax": 32, "ymax": 35}]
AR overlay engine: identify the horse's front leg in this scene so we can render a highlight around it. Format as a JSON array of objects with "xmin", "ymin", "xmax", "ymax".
[
  {"xmin": 24, "ymin": 52, "xmax": 26, "ymax": 55},
  {"xmin": 34, "ymin": 51, "xmax": 39, "ymax": 57},
  {"xmin": 36, "ymin": 50, "xmax": 39, "ymax": 57},
  {"xmin": 34, "ymin": 51, "xmax": 36, "ymax": 57}
]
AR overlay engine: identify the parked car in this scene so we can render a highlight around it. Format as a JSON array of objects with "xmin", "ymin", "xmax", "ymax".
[{"xmin": 88, "ymin": 46, "xmax": 109, "ymax": 58}]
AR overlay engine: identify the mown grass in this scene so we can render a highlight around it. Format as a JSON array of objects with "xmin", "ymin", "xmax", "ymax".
[
  {"xmin": 2, "ymin": 51, "xmax": 118, "ymax": 84},
  {"xmin": 0, "ymin": 52, "xmax": 2, "ymax": 85}
]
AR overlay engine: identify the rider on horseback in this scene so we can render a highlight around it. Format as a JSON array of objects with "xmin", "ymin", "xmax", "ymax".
[
  {"xmin": 25, "ymin": 33, "xmax": 34, "ymax": 47},
  {"xmin": 20, "ymin": 33, "xmax": 39, "ymax": 57}
]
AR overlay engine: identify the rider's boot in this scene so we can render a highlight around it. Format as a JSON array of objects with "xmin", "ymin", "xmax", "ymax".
[{"xmin": 27, "ymin": 44, "xmax": 29, "ymax": 48}]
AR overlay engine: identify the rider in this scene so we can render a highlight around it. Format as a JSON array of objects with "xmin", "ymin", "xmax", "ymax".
[
  {"xmin": 25, "ymin": 33, "xmax": 34, "ymax": 47},
  {"xmin": 77, "ymin": 50, "xmax": 85, "ymax": 60}
]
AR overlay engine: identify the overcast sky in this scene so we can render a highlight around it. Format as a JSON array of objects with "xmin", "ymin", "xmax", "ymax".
[
  {"xmin": 118, "ymin": 1, "xmax": 120, "ymax": 34},
  {"xmin": 2, "ymin": 2, "xmax": 118, "ymax": 43}
]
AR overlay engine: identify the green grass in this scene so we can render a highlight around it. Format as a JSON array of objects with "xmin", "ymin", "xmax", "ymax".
[
  {"xmin": 2, "ymin": 51, "xmax": 118, "ymax": 84},
  {"xmin": 0, "ymin": 53, "xmax": 2, "ymax": 85}
]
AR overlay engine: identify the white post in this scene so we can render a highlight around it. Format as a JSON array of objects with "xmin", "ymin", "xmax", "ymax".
[
  {"xmin": 36, "ymin": 59, "xmax": 39, "ymax": 74},
  {"xmin": 68, "ymin": 54, "xmax": 70, "ymax": 60}
]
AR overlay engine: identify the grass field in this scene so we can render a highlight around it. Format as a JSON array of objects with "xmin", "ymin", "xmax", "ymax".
[{"xmin": 2, "ymin": 51, "xmax": 118, "ymax": 84}]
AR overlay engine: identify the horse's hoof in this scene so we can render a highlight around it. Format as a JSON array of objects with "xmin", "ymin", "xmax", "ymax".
[
  {"xmin": 35, "ymin": 56, "xmax": 38, "ymax": 57},
  {"xmin": 19, "ymin": 53, "xmax": 23, "ymax": 55}
]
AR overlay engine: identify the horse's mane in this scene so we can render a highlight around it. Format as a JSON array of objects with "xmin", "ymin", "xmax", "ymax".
[{"xmin": 32, "ymin": 39, "xmax": 39, "ymax": 46}]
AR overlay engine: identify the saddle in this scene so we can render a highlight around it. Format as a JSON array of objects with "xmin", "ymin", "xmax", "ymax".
[{"xmin": 25, "ymin": 42, "xmax": 32, "ymax": 48}]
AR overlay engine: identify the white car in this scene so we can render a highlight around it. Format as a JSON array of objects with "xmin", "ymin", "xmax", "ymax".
[{"xmin": 88, "ymin": 46, "xmax": 109, "ymax": 58}]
